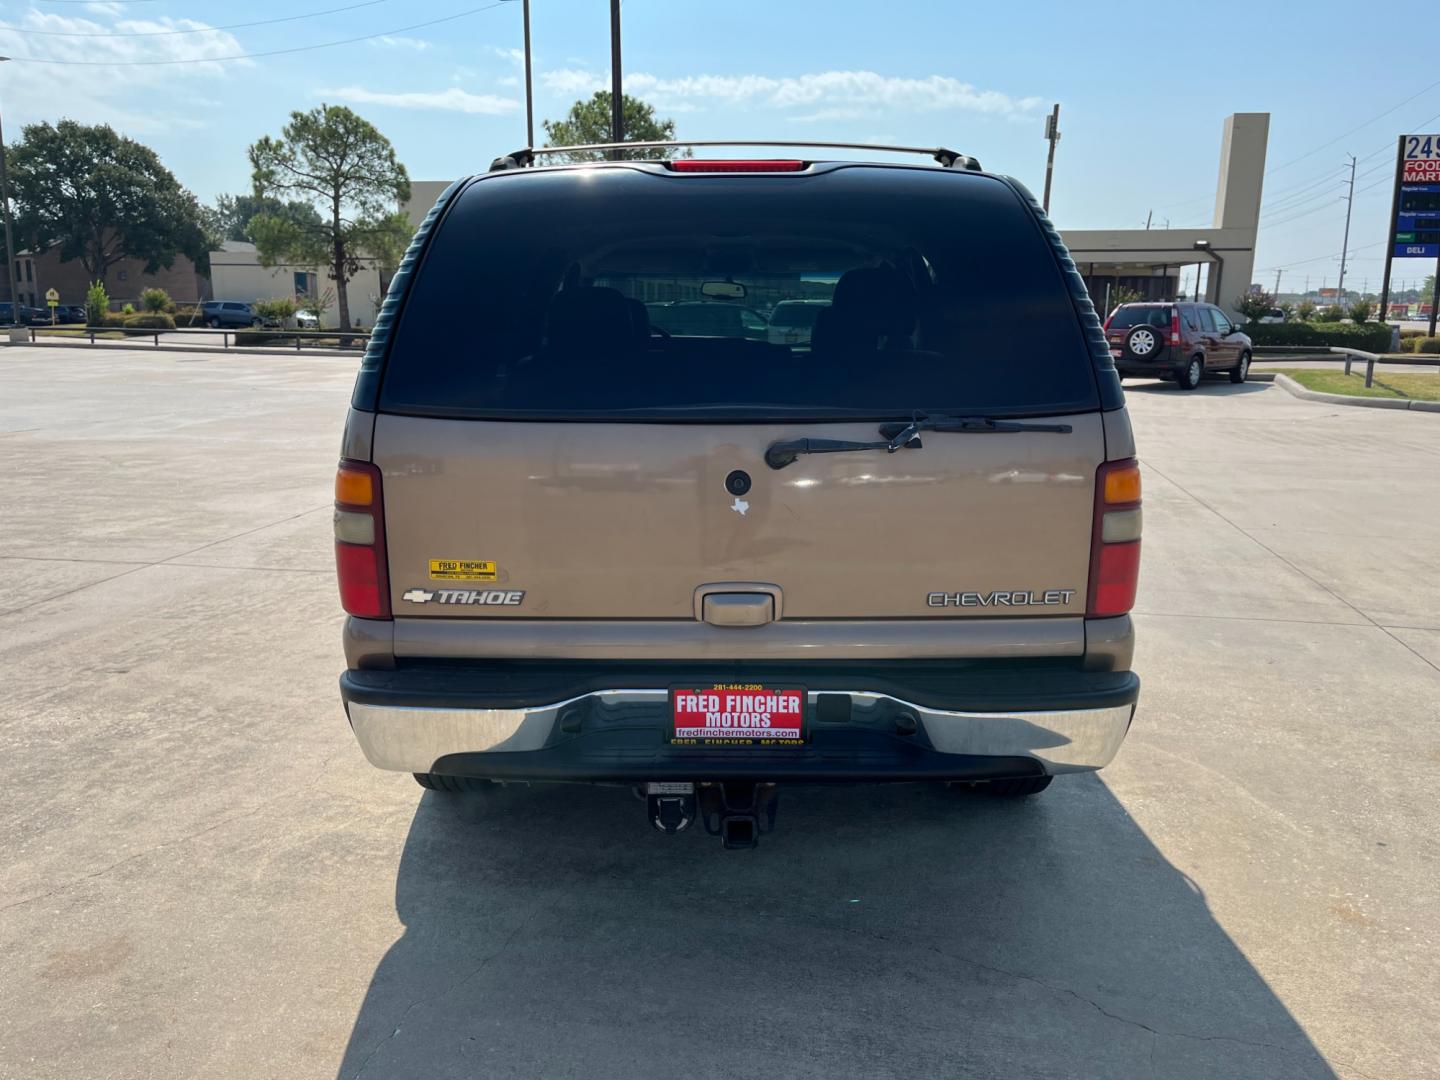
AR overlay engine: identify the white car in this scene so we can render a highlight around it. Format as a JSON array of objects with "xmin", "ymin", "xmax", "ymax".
[
  {"xmin": 1257, "ymin": 308, "xmax": 1286, "ymax": 324},
  {"xmin": 294, "ymin": 310, "xmax": 319, "ymax": 329},
  {"xmin": 766, "ymin": 299, "xmax": 830, "ymax": 345}
]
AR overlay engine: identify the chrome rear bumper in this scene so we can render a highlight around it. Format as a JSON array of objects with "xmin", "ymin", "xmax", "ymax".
[{"xmin": 345, "ymin": 689, "xmax": 1134, "ymax": 778}]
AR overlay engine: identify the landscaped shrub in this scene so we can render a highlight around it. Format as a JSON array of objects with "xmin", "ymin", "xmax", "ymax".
[
  {"xmin": 1314, "ymin": 306, "xmax": 1344, "ymax": 322},
  {"xmin": 86, "ymin": 281, "xmax": 110, "ymax": 325},
  {"xmin": 252, "ymin": 297, "xmax": 298, "ymax": 324},
  {"xmin": 139, "ymin": 287, "xmax": 174, "ymax": 314},
  {"xmin": 1294, "ymin": 299, "xmax": 1316, "ymax": 320},
  {"xmin": 121, "ymin": 313, "xmax": 175, "ymax": 331},
  {"xmin": 1406, "ymin": 335, "xmax": 1440, "ymax": 354},
  {"xmin": 1245, "ymin": 320, "xmax": 1394, "ymax": 352},
  {"xmin": 1348, "ymin": 299, "xmax": 1373, "ymax": 323}
]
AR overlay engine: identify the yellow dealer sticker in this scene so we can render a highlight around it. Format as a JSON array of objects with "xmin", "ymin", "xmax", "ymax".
[{"xmin": 428, "ymin": 559, "xmax": 497, "ymax": 582}]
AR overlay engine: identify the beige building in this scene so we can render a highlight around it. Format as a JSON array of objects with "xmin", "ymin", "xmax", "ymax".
[{"xmin": 207, "ymin": 241, "xmax": 388, "ymax": 328}]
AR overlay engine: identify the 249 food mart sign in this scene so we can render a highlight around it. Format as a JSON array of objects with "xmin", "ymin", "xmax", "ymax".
[{"xmin": 1394, "ymin": 134, "xmax": 1440, "ymax": 258}]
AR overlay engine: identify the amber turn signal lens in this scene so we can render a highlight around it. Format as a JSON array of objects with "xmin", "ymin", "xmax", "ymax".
[
  {"xmin": 335, "ymin": 466, "xmax": 374, "ymax": 507},
  {"xmin": 1103, "ymin": 463, "xmax": 1142, "ymax": 505}
]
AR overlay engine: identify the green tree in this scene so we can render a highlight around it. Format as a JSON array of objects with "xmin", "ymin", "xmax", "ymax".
[
  {"xmin": 212, "ymin": 193, "xmax": 324, "ymax": 244},
  {"xmin": 1422, "ymin": 274, "xmax": 1437, "ymax": 302},
  {"xmin": 247, "ymin": 105, "xmax": 412, "ymax": 331},
  {"xmin": 542, "ymin": 92, "xmax": 683, "ymax": 162},
  {"xmin": 7, "ymin": 120, "xmax": 213, "ymax": 287},
  {"xmin": 1234, "ymin": 288, "xmax": 1277, "ymax": 325}
]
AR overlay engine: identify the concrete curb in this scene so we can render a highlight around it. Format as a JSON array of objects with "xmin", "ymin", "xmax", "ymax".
[
  {"xmin": 1, "ymin": 340, "xmax": 361, "ymax": 361},
  {"xmin": 1272, "ymin": 372, "xmax": 1434, "ymax": 411}
]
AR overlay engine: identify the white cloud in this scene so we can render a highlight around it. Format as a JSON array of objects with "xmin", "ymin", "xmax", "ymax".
[
  {"xmin": 541, "ymin": 67, "xmax": 604, "ymax": 96},
  {"xmin": 0, "ymin": 10, "xmax": 248, "ymax": 133},
  {"xmin": 488, "ymin": 46, "xmax": 524, "ymax": 67},
  {"xmin": 539, "ymin": 68, "xmax": 1042, "ymax": 119},
  {"xmin": 319, "ymin": 85, "xmax": 520, "ymax": 115},
  {"xmin": 372, "ymin": 35, "xmax": 429, "ymax": 51}
]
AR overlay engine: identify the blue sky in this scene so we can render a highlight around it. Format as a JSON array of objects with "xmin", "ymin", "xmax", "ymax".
[{"xmin": 2, "ymin": 0, "xmax": 1437, "ymax": 294}]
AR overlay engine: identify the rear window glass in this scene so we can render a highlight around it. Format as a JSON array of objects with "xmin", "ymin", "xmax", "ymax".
[
  {"xmin": 769, "ymin": 302, "xmax": 828, "ymax": 328},
  {"xmin": 1108, "ymin": 305, "xmax": 1170, "ymax": 330},
  {"xmin": 378, "ymin": 166, "xmax": 1099, "ymax": 420}
]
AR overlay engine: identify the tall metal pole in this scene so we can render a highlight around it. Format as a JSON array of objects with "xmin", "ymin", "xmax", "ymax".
[
  {"xmin": 608, "ymin": 0, "xmax": 623, "ymax": 152},
  {"xmin": 1042, "ymin": 103, "xmax": 1060, "ymax": 213},
  {"xmin": 522, "ymin": 0, "xmax": 534, "ymax": 149},
  {"xmin": 0, "ymin": 58, "xmax": 18, "ymax": 327},
  {"xmin": 1429, "ymin": 256, "xmax": 1439, "ymax": 337},
  {"xmin": 1336, "ymin": 153, "xmax": 1357, "ymax": 306},
  {"xmin": 1274, "ymin": 268, "xmax": 1283, "ymax": 296},
  {"xmin": 1377, "ymin": 135, "xmax": 1406, "ymax": 324}
]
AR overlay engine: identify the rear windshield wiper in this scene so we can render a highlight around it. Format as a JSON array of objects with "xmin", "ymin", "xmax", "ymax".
[
  {"xmin": 764, "ymin": 413, "xmax": 1072, "ymax": 470},
  {"xmin": 877, "ymin": 413, "xmax": 1073, "ymax": 443}
]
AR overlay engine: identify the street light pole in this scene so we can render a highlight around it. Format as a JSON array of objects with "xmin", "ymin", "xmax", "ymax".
[
  {"xmin": 1041, "ymin": 103, "xmax": 1060, "ymax": 213},
  {"xmin": 608, "ymin": 0, "xmax": 623, "ymax": 152},
  {"xmin": 0, "ymin": 57, "xmax": 18, "ymax": 327},
  {"xmin": 522, "ymin": 0, "xmax": 534, "ymax": 149}
]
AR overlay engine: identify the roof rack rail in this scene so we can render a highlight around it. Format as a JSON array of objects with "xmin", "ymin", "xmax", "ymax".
[{"xmin": 487, "ymin": 140, "xmax": 982, "ymax": 173}]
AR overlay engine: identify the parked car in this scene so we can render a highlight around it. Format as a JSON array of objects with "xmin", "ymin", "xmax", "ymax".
[
  {"xmin": 766, "ymin": 299, "xmax": 830, "ymax": 345},
  {"xmin": 200, "ymin": 300, "xmax": 263, "ymax": 329},
  {"xmin": 294, "ymin": 310, "xmax": 319, "ymax": 329},
  {"xmin": 53, "ymin": 305, "xmax": 88, "ymax": 324},
  {"xmin": 645, "ymin": 300, "xmax": 769, "ymax": 341},
  {"xmin": 1105, "ymin": 301, "xmax": 1252, "ymax": 388},
  {"xmin": 334, "ymin": 143, "xmax": 1142, "ymax": 846},
  {"xmin": 1257, "ymin": 308, "xmax": 1287, "ymax": 324},
  {"xmin": 0, "ymin": 302, "xmax": 49, "ymax": 324}
]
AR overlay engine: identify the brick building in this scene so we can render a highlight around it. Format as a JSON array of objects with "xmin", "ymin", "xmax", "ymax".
[{"xmin": 5, "ymin": 247, "xmax": 211, "ymax": 312}]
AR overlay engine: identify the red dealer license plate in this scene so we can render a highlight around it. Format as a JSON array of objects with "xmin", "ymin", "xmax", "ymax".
[{"xmin": 670, "ymin": 685, "xmax": 806, "ymax": 747}]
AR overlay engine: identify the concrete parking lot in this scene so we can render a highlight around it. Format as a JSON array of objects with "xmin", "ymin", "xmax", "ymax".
[{"xmin": 1, "ymin": 346, "xmax": 1437, "ymax": 1080}]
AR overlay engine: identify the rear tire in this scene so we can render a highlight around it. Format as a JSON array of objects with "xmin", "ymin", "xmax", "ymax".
[
  {"xmin": 1177, "ymin": 356, "xmax": 1203, "ymax": 390},
  {"xmin": 413, "ymin": 772, "xmax": 492, "ymax": 793},
  {"xmin": 1229, "ymin": 351, "xmax": 1250, "ymax": 383},
  {"xmin": 982, "ymin": 776, "xmax": 1053, "ymax": 797}
]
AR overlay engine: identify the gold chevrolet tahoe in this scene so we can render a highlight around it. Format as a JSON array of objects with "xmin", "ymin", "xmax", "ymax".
[{"xmin": 334, "ymin": 142, "xmax": 1141, "ymax": 848}]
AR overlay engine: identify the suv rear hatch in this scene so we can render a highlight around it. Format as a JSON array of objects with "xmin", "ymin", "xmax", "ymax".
[{"xmin": 364, "ymin": 164, "xmax": 1112, "ymax": 626}]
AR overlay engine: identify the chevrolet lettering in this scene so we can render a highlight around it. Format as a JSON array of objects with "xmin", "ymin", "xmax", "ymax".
[{"xmin": 927, "ymin": 589, "xmax": 1078, "ymax": 608}]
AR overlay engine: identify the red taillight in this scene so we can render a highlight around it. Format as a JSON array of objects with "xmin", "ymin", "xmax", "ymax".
[
  {"xmin": 1169, "ymin": 311, "xmax": 1181, "ymax": 346},
  {"xmin": 1087, "ymin": 459, "xmax": 1142, "ymax": 618},
  {"xmin": 334, "ymin": 459, "xmax": 390, "ymax": 619},
  {"xmin": 669, "ymin": 159, "xmax": 805, "ymax": 172}
]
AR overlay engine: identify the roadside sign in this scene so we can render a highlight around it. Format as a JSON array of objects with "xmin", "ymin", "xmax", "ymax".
[
  {"xmin": 1393, "ymin": 134, "xmax": 1440, "ymax": 258},
  {"xmin": 45, "ymin": 288, "xmax": 59, "ymax": 306}
]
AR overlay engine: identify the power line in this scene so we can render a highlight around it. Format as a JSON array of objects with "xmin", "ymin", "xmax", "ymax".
[
  {"xmin": 1158, "ymin": 103, "xmax": 1440, "ymax": 211},
  {"xmin": 2, "ymin": 0, "xmax": 514, "ymax": 64},
  {"xmin": 1256, "ymin": 239, "xmax": 1387, "ymax": 272},
  {"xmin": 1266, "ymin": 77, "xmax": 1440, "ymax": 175},
  {"xmin": 16, "ymin": 0, "xmax": 395, "ymax": 37}
]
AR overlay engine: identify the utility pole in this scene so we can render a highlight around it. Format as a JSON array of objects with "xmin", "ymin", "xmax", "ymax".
[
  {"xmin": 0, "ymin": 56, "xmax": 16, "ymax": 328},
  {"xmin": 1144, "ymin": 209, "xmax": 1153, "ymax": 230},
  {"xmin": 1336, "ymin": 153, "xmax": 1357, "ymax": 306},
  {"xmin": 1274, "ymin": 268, "xmax": 1283, "ymax": 296},
  {"xmin": 1042, "ymin": 104, "xmax": 1060, "ymax": 213},
  {"xmin": 522, "ymin": 0, "xmax": 534, "ymax": 148},
  {"xmin": 608, "ymin": 0, "xmax": 624, "ymax": 152}
]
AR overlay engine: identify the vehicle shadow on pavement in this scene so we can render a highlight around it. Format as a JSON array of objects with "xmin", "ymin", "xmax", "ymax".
[
  {"xmin": 335, "ymin": 779, "xmax": 1337, "ymax": 1080},
  {"xmin": 1123, "ymin": 380, "xmax": 1271, "ymax": 396}
]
